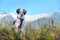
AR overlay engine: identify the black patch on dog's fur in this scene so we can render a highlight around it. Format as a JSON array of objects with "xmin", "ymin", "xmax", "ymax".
[{"xmin": 13, "ymin": 20, "xmax": 16, "ymax": 25}]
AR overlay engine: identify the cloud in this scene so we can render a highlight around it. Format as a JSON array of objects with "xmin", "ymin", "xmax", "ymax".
[{"xmin": 25, "ymin": 14, "xmax": 51, "ymax": 22}]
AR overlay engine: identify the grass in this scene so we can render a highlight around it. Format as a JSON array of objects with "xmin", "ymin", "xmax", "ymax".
[{"xmin": 0, "ymin": 21, "xmax": 60, "ymax": 40}]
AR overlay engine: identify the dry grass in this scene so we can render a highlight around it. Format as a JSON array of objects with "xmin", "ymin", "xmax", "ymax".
[{"xmin": 0, "ymin": 21, "xmax": 60, "ymax": 40}]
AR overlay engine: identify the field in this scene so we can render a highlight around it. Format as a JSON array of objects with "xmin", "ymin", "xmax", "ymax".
[{"xmin": 0, "ymin": 22, "xmax": 60, "ymax": 40}]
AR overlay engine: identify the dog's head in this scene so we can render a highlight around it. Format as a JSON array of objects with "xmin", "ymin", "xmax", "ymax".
[
  {"xmin": 16, "ymin": 8, "xmax": 27, "ymax": 15},
  {"xmin": 16, "ymin": 8, "xmax": 27, "ymax": 19}
]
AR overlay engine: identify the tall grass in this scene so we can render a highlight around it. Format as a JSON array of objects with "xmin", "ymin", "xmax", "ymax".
[{"xmin": 0, "ymin": 21, "xmax": 60, "ymax": 40}]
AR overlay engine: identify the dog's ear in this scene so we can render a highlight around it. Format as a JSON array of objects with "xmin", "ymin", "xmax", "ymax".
[
  {"xmin": 16, "ymin": 8, "xmax": 21, "ymax": 14},
  {"xmin": 23, "ymin": 9, "xmax": 27, "ymax": 15}
]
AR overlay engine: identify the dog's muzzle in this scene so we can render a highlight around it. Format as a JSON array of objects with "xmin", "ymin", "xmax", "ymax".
[{"xmin": 18, "ymin": 13, "xmax": 24, "ymax": 19}]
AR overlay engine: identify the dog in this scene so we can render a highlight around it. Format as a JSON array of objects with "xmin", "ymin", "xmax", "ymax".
[
  {"xmin": 0, "ymin": 8, "xmax": 27, "ymax": 34},
  {"xmin": 13, "ymin": 8, "xmax": 27, "ymax": 34}
]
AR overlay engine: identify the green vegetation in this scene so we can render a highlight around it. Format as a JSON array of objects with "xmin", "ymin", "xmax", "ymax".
[{"xmin": 0, "ymin": 21, "xmax": 60, "ymax": 40}]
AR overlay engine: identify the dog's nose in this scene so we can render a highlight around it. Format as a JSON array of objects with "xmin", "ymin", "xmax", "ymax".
[{"xmin": 21, "ymin": 14, "xmax": 23, "ymax": 17}]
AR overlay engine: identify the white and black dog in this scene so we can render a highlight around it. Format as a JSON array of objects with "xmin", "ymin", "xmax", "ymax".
[
  {"xmin": 13, "ymin": 8, "xmax": 27, "ymax": 34},
  {"xmin": 0, "ymin": 8, "xmax": 27, "ymax": 34}
]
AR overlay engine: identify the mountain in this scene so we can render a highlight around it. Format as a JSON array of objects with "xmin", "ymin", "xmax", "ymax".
[
  {"xmin": 27, "ymin": 12, "xmax": 60, "ymax": 26},
  {"xmin": 50, "ymin": 12, "xmax": 60, "ymax": 22},
  {"xmin": 25, "ymin": 13, "xmax": 51, "ymax": 22},
  {"xmin": 0, "ymin": 12, "xmax": 60, "ymax": 26},
  {"xmin": 0, "ymin": 14, "xmax": 17, "ymax": 26}
]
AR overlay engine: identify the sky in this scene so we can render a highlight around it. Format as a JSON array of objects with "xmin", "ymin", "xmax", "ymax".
[{"xmin": 0, "ymin": 0, "xmax": 60, "ymax": 15}]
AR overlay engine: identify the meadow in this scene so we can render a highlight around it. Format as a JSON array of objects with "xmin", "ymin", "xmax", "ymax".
[{"xmin": 0, "ymin": 21, "xmax": 60, "ymax": 40}]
